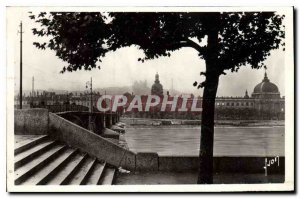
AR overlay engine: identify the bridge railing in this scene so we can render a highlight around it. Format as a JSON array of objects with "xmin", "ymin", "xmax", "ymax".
[{"xmin": 32, "ymin": 104, "xmax": 89, "ymax": 113}]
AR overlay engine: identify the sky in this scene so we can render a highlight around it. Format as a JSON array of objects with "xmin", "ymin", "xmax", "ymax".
[{"xmin": 8, "ymin": 8, "xmax": 286, "ymax": 97}]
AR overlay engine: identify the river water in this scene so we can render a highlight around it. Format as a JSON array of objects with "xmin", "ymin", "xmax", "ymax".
[{"xmin": 124, "ymin": 126, "xmax": 284, "ymax": 156}]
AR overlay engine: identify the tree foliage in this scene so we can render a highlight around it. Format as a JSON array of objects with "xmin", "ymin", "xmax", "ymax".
[
  {"xmin": 30, "ymin": 12, "xmax": 285, "ymax": 74},
  {"xmin": 31, "ymin": 12, "xmax": 109, "ymax": 72}
]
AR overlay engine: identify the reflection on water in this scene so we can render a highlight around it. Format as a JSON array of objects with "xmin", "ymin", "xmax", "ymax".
[{"xmin": 124, "ymin": 126, "xmax": 284, "ymax": 156}]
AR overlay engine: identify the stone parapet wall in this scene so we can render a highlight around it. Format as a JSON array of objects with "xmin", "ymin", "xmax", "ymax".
[
  {"xmin": 49, "ymin": 113, "xmax": 136, "ymax": 170},
  {"xmin": 14, "ymin": 108, "xmax": 49, "ymax": 135}
]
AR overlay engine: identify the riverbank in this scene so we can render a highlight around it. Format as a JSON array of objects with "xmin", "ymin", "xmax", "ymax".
[{"xmin": 121, "ymin": 117, "xmax": 284, "ymax": 127}]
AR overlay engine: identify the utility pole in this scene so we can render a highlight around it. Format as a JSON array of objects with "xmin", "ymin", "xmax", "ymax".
[
  {"xmin": 171, "ymin": 78, "xmax": 174, "ymax": 95},
  {"xmin": 110, "ymin": 90, "xmax": 113, "ymax": 126},
  {"xmin": 101, "ymin": 90, "xmax": 108, "ymax": 128},
  {"xmin": 66, "ymin": 91, "xmax": 69, "ymax": 110},
  {"xmin": 132, "ymin": 92, "xmax": 134, "ymax": 124},
  {"xmin": 31, "ymin": 76, "xmax": 34, "ymax": 107},
  {"xmin": 32, "ymin": 76, "xmax": 34, "ymax": 96},
  {"xmin": 19, "ymin": 21, "xmax": 24, "ymax": 109},
  {"xmin": 90, "ymin": 77, "xmax": 93, "ymax": 114},
  {"xmin": 104, "ymin": 90, "xmax": 106, "ymax": 115}
]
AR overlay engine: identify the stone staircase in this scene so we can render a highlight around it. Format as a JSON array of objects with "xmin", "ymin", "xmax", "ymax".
[{"xmin": 14, "ymin": 135, "xmax": 116, "ymax": 185}]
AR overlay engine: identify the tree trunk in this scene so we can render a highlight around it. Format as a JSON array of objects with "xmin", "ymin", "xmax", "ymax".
[
  {"xmin": 197, "ymin": 12, "xmax": 220, "ymax": 184},
  {"xmin": 197, "ymin": 74, "xmax": 219, "ymax": 184}
]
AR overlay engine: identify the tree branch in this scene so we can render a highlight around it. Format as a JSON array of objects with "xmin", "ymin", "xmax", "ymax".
[
  {"xmin": 175, "ymin": 39, "xmax": 206, "ymax": 56},
  {"xmin": 186, "ymin": 39, "xmax": 205, "ymax": 54}
]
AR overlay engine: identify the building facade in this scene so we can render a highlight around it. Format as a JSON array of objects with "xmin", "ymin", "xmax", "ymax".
[{"xmin": 123, "ymin": 72, "xmax": 285, "ymax": 120}]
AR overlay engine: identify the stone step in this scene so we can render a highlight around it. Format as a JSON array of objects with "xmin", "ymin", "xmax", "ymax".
[
  {"xmin": 80, "ymin": 158, "xmax": 98, "ymax": 185},
  {"xmin": 45, "ymin": 152, "xmax": 86, "ymax": 185},
  {"xmin": 15, "ymin": 140, "xmax": 57, "ymax": 170},
  {"xmin": 14, "ymin": 144, "xmax": 66, "ymax": 185},
  {"xmin": 14, "ymin": 135, "xmax": 117, "ymax": 186},
  {"xmin": 85, "ymin": 161, "xmax": 106, "ymax": 185},
  {"xmin": 99, "ymin": 167, "xmax": 116, "ymax": 185},
  {"xmin": 20, "ymin": 148, "xmax": 76, "ymax": 185},
  {"xmin": 15, "ymin": 135, "xmax": 49, "ymax": 155},
  {"xmin": 34, "ymin": 148, "xmax": 78, "ymax": 185},
  {"xmin": 66, "ymin": 156, "xmax": 95, "ymax": 185}
]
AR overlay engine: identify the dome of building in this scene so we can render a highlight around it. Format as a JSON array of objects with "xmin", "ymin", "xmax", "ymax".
[
  {"xmin": 151, "ymin": 73, "xmax": 163, "ymax": 96},
  {"xmin": 253, "ymin": 72, "xmax": 279, "ymax": 93},
  {"xmin": 252, "ymin": 71, "xmax": 280, "ymax": 99}
]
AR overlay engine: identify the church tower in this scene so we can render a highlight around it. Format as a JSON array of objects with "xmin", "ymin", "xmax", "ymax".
[
  {"xmin": 244, "ymin": 90, "xmax": 250, "ymax": 99},
  {"xmin": 151, "ymin": 72, "xmax": 163, "ymax": 96}
]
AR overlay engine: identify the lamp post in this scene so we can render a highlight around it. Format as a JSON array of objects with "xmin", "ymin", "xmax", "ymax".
[{"xmin": 86, "ymin": 77, "xmax": 93, "ymax": 131}]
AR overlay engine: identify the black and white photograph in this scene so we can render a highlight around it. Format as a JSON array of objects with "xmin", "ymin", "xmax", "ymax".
[{"xmin": 6, "ymin": 6, "xmax": 294, "ymax": 192}]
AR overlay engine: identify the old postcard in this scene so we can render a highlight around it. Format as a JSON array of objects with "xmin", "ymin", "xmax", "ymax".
[{"xmin": 6, "ymin": 6, "xmax": 294, "ymax": 192}]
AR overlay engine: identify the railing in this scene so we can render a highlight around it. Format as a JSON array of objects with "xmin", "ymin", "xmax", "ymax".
[{"xmin": 32, "ymin": 104, "xmax": 89, "ymax": 113}]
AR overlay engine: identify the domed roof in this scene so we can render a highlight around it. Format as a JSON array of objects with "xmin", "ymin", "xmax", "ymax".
[{"xmin": 253, "ymin": 72, "xmax": 279, "ymax": 93}]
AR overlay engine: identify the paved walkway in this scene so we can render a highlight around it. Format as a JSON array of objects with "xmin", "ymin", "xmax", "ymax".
[{"xmin": 116, "ymin": 171, "xmax": 284, "ymax": 184}]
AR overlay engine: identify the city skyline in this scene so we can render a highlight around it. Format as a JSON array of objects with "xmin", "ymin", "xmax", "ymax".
[{"xmin": 14, "ymin": 70, "xmax": 285, "ymax": 99}]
